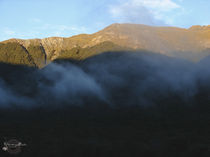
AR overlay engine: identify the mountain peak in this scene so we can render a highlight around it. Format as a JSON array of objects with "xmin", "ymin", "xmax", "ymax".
[{"xmin": 189, "ymin": 25, "xmax": 210, "ymax": 31}]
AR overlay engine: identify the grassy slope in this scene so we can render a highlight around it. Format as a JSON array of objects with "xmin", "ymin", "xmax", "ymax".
[
  {"xmin": 0, "ymin": 43, "xmax": 35, "ymax": 66},
  {"xmin": 0, "ymin": 41, "xmax": 131, "ymax": 68},
  {"xmin": 56, "ymin": 41, "xmax": 132, "ymax": 60}
]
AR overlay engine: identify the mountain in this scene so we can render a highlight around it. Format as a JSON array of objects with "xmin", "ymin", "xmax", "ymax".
[{"xmin": 1, "ymin": 23, "xmax": 210, "ymax": 68}]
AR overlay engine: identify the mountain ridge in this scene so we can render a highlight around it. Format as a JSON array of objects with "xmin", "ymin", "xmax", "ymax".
[{"xmin": 1, "ymin": 23, "xmax": 210, "ymax": 68}]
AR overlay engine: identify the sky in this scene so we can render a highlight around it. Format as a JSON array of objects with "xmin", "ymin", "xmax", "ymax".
[{"xmin": 0, "ymin": 0, "xmax": 210, "ymax": 41}]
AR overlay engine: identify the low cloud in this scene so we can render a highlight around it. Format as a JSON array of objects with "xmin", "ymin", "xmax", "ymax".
[{"xmin": 0, "ymin": 51, "xmax": 210, "ymax": 109}]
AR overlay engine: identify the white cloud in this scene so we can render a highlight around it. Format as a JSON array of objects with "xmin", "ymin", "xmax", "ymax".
[
  {"xmin": 133, "ymin": 0, "xmax": 180, "ymax": 11},
  {"xmin": 35, "ymin": 24, "xmax": 88, "ymax": 37},
  {"xmin": 0, "ymin": 24, "xmax": 89, "ymax": 41},
  {"xmin": 3, "ymin": 28, "xmax": 15, "ymax": 36},
  {"xmin": 29, "ymin": 18, "xmax": 42, "ymax": 23},
  {"xmin": 110, "ymin": 0, "xmax": 181, "ymax": 25}
]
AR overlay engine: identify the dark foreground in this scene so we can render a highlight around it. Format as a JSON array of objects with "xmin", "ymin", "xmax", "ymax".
[
  {"xmin": 0, "ymin": 105, "xmax": 210, "ymax": 157},
  {"xmin": 0, "ymin": 52, "xmax": 210, "ymax": 156}
]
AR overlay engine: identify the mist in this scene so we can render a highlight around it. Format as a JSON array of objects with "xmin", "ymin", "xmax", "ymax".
[{"xmin": 0, "ymin": 51, "xmax": 210, "ymax": 109}]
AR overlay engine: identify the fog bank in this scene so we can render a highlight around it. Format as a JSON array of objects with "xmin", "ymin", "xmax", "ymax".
[{"xmin": 0, "ymin": 51, "xmax": 209, "ymax": 109}]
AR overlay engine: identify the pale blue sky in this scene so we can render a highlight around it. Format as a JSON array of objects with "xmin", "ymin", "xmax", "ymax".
[{"xmin": 0, "ymin": 0, "xmax": 210, "ymax": 41}]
